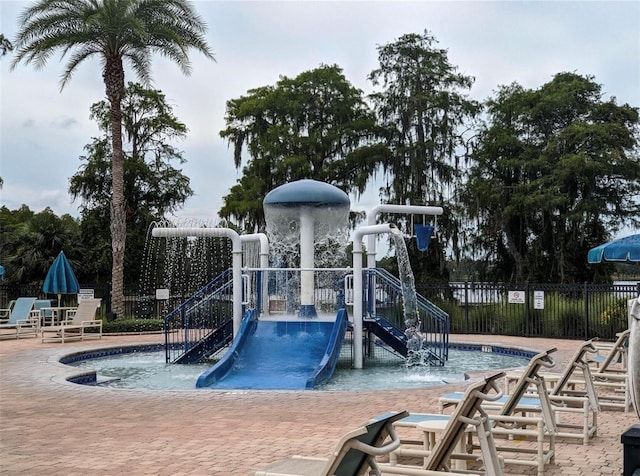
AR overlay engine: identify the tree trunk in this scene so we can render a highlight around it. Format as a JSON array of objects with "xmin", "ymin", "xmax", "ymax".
[{"xmin": 104, "ymin": 58, "xmax": 126, "ymax": 317}]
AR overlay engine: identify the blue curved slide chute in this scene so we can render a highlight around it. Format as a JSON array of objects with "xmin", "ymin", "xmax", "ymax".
[{"xmin": 196, "ymin": 309, "xmax": 348, "ymax": 389}]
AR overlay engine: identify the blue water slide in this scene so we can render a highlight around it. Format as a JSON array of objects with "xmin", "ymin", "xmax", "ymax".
[{"xmin": 196, "ymin": 309, "xmax": 348, "ymax": 389}]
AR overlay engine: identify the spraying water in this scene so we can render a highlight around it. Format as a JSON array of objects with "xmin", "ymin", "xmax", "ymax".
[
  {"xmin": 139, "ymin": 218, "xmax": 233, "ymax": 317},
  {"xmin": 389, "ymin": 227, "xmax": 425, "ymax": 365},
  {"xmin": 264, "ymin": 202, "xmax": 351, "ymax": 269}
]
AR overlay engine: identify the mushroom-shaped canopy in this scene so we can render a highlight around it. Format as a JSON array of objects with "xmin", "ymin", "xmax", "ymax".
[
  {"xmin": 263, "ymin": 179, "xmax": 350, "ymax": 208},
  {"xmin": 263, "ymin": 180, "xmax": 351, "ymax": 253}
]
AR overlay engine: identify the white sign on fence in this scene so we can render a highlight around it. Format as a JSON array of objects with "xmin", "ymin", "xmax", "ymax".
[
  {"xmin": 155, "ymin": 288, "xmax": 170, "ymax": 300},
  {"xmin": 77, "ymin": 289, "xmax": 94, "ymax": 301},
  {"xmin": 508, "ymin": 290, "xmax": 525, "ymax": 304},
  {"xmin": 534, "ymin": 290, "xmax": 545, "ymax": 309}
]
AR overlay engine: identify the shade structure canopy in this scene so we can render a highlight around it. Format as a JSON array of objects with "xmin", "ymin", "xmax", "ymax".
[
  {"xmin": 587, "ymin": 234, "xmax": 640, "ymax": 263},
  {"xmin": 263, "ymin": 179, "xmax": 350, "ymax": 207},
  {"xmin": 43, "ymin": 251, "xmax": 79, "ymax": 304}
]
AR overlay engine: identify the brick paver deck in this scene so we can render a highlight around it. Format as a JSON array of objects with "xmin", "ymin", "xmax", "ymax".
[{"xmin": 0, "ymin": 333, "xmax": 637, "ymax": 475}]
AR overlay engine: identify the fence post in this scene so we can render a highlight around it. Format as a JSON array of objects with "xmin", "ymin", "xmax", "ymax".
[
  {"xmin": 464, "ymin": 281, "xmax": 470, "ymax": 333},
  {"xmin": 105, "ymin": 283, "xmax": 114, "ymax": 320},
  {"xmin": 584, "ymin": 281, "xmax": 590, "ymax": 339},
  {"xmin": 525, "ymin": 281, "xmax": 531, "ymax": 337}
]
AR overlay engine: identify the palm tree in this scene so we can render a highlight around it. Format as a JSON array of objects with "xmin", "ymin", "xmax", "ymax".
[
  {"xmin": 11, "ymin": 0, "xmax": 214, "ymax": 317},
  {"xmin": 0, "ymin": 34, "xmax": 13, "ymax": 56}
]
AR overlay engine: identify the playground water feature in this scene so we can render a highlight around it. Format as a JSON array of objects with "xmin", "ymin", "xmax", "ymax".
[{"xmin": 143, "ymin": 179, "xmax": 453, "ymax": 389}]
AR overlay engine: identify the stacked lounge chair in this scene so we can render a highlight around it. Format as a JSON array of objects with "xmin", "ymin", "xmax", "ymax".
[{"xmin": 391, "ymin": 349, "xmax": 556, "ymax": 476}]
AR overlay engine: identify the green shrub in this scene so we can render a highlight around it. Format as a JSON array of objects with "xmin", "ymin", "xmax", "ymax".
[
  {"xmin": 504, "ymin": 310, "xmax": 528, "ymax": 336},
  {"xmin": 599, "ymin": 297, "xmax": 628, "ymax": 326},
  {"xmin": 102, "ymin": 318, "xmax": 163, "ymax": 333},
  {"xmin": 431, "ymin": 301, "xmax": 461, "ymax": 332},
  {"xmin": 595, "ymin": 297, "xmax": 629, "ymax": 339},
  {"xmin": 445, "ymin": 303, "xmax": 509, "ymax": 334},
  {"xmin": 556, "ymin": 307, "xmax": 585, "ymax": 339},
  {"xmin": 468, "ymin": 306, "xmax": 503, "ymax": 333}
]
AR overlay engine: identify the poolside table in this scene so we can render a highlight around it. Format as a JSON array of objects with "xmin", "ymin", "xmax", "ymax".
[{"xmin": 40, "ymin": 307, "xmax": 77, "ymax": 326}]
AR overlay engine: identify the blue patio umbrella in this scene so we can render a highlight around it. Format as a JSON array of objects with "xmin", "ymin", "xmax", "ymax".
[
  {"xmin": 587, "ymin": 233, "xmax": 640, "ymax": 263},
  {"xmin": 43, "ymin": 251, "xmax": 80, "ymax": 306}
]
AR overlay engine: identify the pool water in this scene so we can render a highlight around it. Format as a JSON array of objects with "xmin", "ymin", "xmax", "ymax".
[{"xmin": 69, "ymin": 348, "xmax": 530, "ymax": 391}]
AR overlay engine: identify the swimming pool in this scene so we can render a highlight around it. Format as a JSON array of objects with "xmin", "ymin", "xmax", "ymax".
[{"xmin": 65, "ymin": 343, "xmax": 533, "ymax": 391}]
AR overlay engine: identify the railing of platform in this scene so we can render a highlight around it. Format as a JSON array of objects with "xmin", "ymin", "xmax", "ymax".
[
  {"xmin": 164, "ymin": 269, "xmax": 234, "ymax": 363},
  {"xmin": 243, "ymin": 267, "xmax": 351, "ymax": 317},
  {"xmin": 364, "ymin": 268, "xmax": 450, "ymax": 363}
]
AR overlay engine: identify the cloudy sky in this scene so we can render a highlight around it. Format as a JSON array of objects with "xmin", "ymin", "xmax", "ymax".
[{"xmin": 1, "ymin": 0, "xmax": 639, "ymax": 226}]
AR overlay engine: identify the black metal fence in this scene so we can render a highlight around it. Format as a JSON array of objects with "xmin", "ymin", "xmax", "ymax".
[
  {"xmin": 416, "ymin": 281, "xmax": 639, "ymax": 341},
  {"xmin": 1, "ymin": 280, "xmax": 637, "ymax": 341}
]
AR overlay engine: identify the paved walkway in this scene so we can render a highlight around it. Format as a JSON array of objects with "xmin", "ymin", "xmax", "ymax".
[{"xmin": 0, "ymin": 333, "xmax": 637, "ymax": 475}]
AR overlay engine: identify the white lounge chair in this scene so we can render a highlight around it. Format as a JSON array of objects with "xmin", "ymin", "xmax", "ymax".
[
  {"xmin": 496, "ymin": 340, "xmax": 600, "ymax": 445},
  {"xmin": 590, "ymin": 330, "xmax": 629, "ymax": 371},
  {"xmin": 0, "ymin": 297, "xmax": 39, "ymax": 339},
  {"xmin": 392, "ymin": 349, "xmax": 556, "ymax": 476},
  {"xmin": 0, "ymin": 299, "xmax": 16, "ymax": 322},
  {"xmin": 379, "ymin": 372, "xmax": 506, "ymax": 475},
  {"xmin": 254, "ymin": 410, "xmax": 409, "ymax": 475},
  {"xmin": 41, "ymin": 298, "xmax": 102, "ymax": 343},
  {"xmin": 531, "ymin": 332, "xmax": 632, "ymax": 412},
  {"xmin": 34, "ymin": 299, "xmax": 54, "ymax": 326}
]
